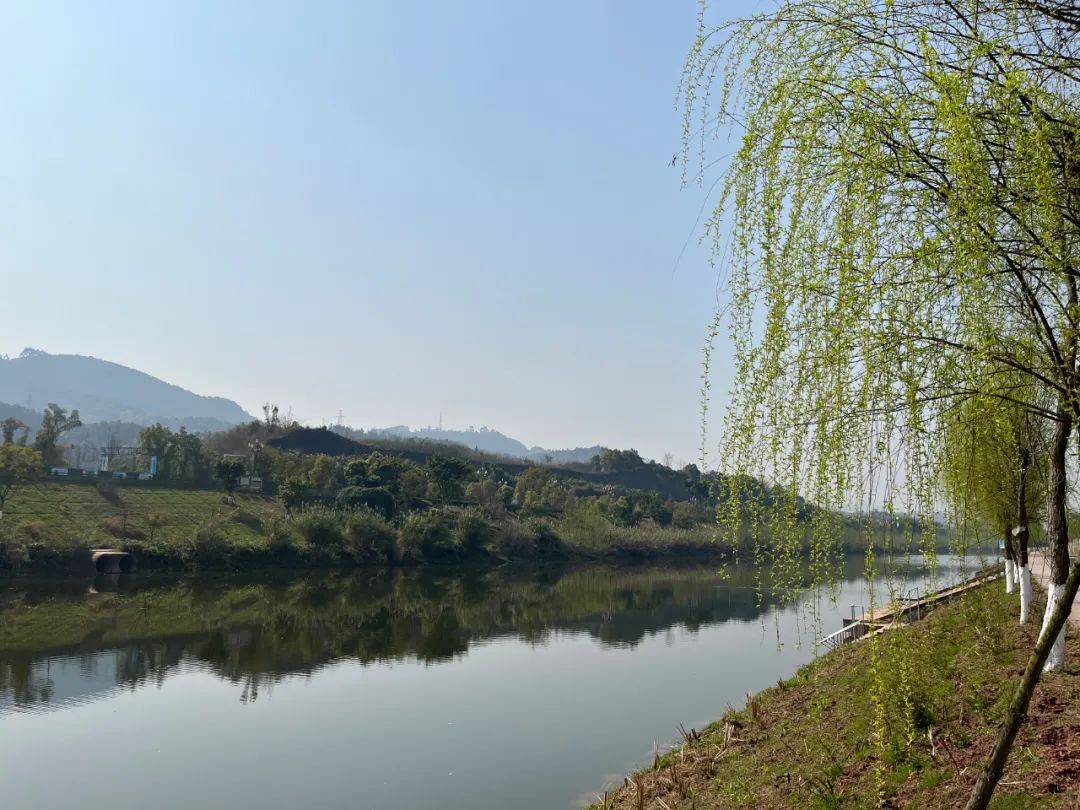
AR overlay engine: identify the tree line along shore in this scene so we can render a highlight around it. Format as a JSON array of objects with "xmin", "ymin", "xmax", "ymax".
[
  {"xmin": 0, "ymin": 476, "xmax": 929, "ymax": 575},
  {"xmin": 0, "ymin": 415, "xmax": 952, "ymax": 574}
]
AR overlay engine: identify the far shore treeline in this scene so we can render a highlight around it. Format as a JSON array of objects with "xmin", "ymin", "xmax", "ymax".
[{"xmin": 0, "ymin": 408, "xmax": 950, "ymax": 573}]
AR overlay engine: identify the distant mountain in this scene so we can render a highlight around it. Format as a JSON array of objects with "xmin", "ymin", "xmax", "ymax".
[
  {"xmin": 354, "ymin": 424, "xmax": 603, "ymax": 465},
  {"xmin": 0, "ymin": 348, "xmax": 251, "ymax": 429}
]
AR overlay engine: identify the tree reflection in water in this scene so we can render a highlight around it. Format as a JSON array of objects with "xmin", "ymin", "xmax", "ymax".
[{"xmin": 0, "ymin": 555, "xmax": 931, "ymax": 712}]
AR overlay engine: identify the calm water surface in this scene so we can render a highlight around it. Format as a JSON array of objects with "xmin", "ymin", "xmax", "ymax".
[{"xmin": 0, "ymin": 555, "xmax": 982, "ymax": 809}]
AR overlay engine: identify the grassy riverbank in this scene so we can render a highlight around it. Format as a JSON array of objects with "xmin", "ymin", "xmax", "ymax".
[
  {"xmin": 594, "ymin": 581, "xmax": 1080, "ymax": 809},
  {"xmin": 0, "ymin": 481, "xmax": 729, "ymax": 573}
]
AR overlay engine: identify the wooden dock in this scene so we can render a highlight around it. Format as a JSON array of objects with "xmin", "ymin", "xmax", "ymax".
[{"xmin": 818, "ymin": 565, "xmax": 1003, "ymax": 650}]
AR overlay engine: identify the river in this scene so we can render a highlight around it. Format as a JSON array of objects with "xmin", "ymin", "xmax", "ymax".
[{"xmin": 0, "ymin": 554, "xmax": 984, "ymax": 809}]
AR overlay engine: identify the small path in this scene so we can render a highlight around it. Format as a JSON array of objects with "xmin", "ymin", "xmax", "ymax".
[{"xmin": 1029, "ymin": 550, "xmax": 1080, "ymax": 629}]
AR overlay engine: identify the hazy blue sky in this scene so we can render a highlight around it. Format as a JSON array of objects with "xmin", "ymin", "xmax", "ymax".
[{"xmin": 1, "ymin": 1, "xmax": 752, "ymax": 463}]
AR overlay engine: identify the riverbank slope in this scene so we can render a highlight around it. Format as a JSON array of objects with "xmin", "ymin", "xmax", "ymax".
[
  {"xmin": 594, "ymin": 581, "xmax": 1079, "ymax": 808},
  {"xmin": 0, "ymin": 481, "xmax": 728, "ymax": 573}
]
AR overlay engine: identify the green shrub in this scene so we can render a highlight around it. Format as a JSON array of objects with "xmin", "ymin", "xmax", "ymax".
[
  {"xmin": 190, "ymin": 519, "xmax": 230, "ymax": 565},
  {"xmin": 336, "ymin": 486, "xmax": 395, "ymax": 519},
  {"xmin": 277, "ymin": 478, "xmax": 312, "ymax": 512},
  {"xmin": 493, "ymin": 519, "xmax": 530, "ymax": 557},
  {"xmin": 493, "ymin": 517, "xmax": 564, "ymax": 558},
  {"xmin": 344, "ymin": 508, "xmax": 397, "ymax": 562},
  {"xmin": 399, "ymin": 509, "xmax": 458, "ymax": 560},
  {"xmin": 264, "ymin": 515, "xmax": 299, "ymax": 556},
  {"xmin": 294, "ymin": 505, "xmax": 345, "ymax": 552},
  {"xmin": 454, "ymin": 511, "xmax": 493, "ymax": 555},
  {"xmin": 558, "ymin": 500, "xmax": 616, "ymax": 550},
  {"xmin": 524, "ymin": 519, "xmax": 564, "ymax": 556},
  {"xmin": 671, "ymin": 501, "xmax": 701, "ymax": 529}
]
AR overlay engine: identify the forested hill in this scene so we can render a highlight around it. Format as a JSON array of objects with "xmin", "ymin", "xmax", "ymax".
[
  {"xmin": 0, "ymin": 349, "xmax": 251, "ymax": 428},
  {"xmin": 269, "ymin": 427, "xmax": 698, "ymax": 501}
]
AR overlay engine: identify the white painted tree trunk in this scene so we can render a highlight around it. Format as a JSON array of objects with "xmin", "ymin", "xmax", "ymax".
[
  {"xmin": 1005, "ymin": 559, "xmax": 1016, "ymax": 593},
  {"xmin": 1040, "ymin": 582, "xmax": 1067, "ymax": 672},
  {"xmin": 1018, "ymin": 565, "xmax": 1032, "ymax": 625}
]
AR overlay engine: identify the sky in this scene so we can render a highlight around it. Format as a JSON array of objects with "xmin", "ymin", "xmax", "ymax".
[{"xmin": 0, "ymin": 0, "xmax": 756, "ymax": 464}]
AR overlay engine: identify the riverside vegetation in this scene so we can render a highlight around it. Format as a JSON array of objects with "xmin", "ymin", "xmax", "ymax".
[
  {"xmin": 0, "ymin": 456, "xmax": 723, "ymax": 573},
  {"xmin": 673, "ymin": 1, "xmax": 1079, "ymax": 805},
  {"xmin": 0, "ymin": 421, "xmax": 934, "ymax": 573},
  {"xmin": 0, "ymin": 471, "xmax": 894, "ymax": 574}
]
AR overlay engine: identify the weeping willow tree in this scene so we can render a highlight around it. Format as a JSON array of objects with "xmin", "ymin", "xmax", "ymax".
[
  {"xmin": 942, "ymin": 392, "xmax": 1048, "ymax": 623},
  {"xmin": 681, "ymin": 1, "xmax": 1077, "ymax": 805}
]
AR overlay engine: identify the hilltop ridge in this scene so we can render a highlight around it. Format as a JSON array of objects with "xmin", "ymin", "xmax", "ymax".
[
  {"xmin": 0, "ymin": 348, "xmax": 251, "ymax": 428},
  {"xmin": 339, "ymin": 424, "xmax": 604, "ymax": 465}
]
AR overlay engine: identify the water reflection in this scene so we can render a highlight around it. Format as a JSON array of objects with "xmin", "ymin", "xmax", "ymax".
[
  {"xmin": 0, "ymin": 556, "xmax": 986, "ymax": 810},
  {"xmin": 0, "ymin": 556, "xmax": 964, "ymax": 715}
]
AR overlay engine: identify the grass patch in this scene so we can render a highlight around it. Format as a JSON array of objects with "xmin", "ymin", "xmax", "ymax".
[{"xmin": 2, "ymin": 481, "xmax": 281, "ymax": 568}]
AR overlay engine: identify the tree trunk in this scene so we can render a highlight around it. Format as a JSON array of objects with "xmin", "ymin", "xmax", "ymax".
[
  {"xmin": 965, "ymin": 561, "xmax": 1080, "ymax": 810},
  {"xmin": 1016, "ymin": 460, "xmax": 1032, "ymax": 624},
  {"xmin": 1016, "ymin": 455, "xmax": 1030, "ymax": 570},
  {"xmin": 1016, "ymin": 525, "xmax": 1033, "ymax": 625},
  {"xmin": 1041, "ymin": 412, "xmax": 1072, "ymax": 671},
  {"xmin": 1019, "ymin": 564, "xmax": 1033, "ymax": 624},
  {"xmin": 1004, "ymin": 527, "xmax": 1016, "ymax": 593}
]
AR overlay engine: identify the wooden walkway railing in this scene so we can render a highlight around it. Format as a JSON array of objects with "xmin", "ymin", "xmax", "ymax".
[{"xmin": 818, "ymin": 565, "xmax": 1004, "ymax": 650}]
